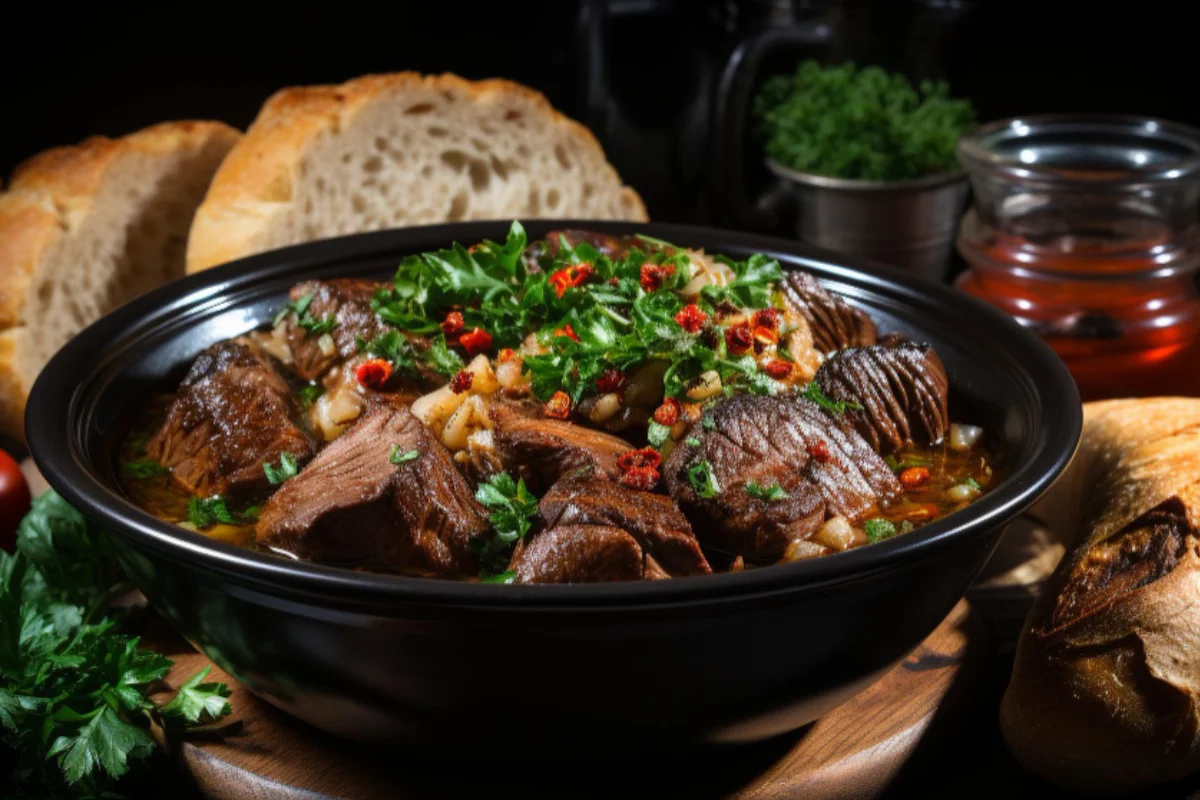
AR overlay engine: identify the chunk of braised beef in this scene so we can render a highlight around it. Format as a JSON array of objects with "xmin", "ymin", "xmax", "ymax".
[
  {"xmin": 511, "ymin": 524, "xmax": 645, "ymax": 583},
  {"xmin": 779, "ymin": 271, "xmax": 877, "ymax": 353},
  {"xmin": 147, "ymin": 340, "xmax": 314, "ymax": 496},
  {"xmin": 662, "ymin": 393, "xmax": 900, "ymax": 563},
  {"xmin": 281, "ymin": 279, "xmax": 391, "ymax": 381},
  {"xmin": 814, "ymin": 342, "xmax": 950, "ymax": 454},
  {"xmin": 515, "ymin": 475, "xmax": 711, "ymax": 582},
  {"xmin": 255, "ymin": 399, "xmax": 488, "ymax": 577}
]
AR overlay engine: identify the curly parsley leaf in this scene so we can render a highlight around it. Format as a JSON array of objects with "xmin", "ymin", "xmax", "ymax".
[
  {"xmin": 187, "ymin": 496, "xmax": 239, "ymax": 528},
  {"xmin": 425, "ymin": 334, "xmax": 466, "ymax": 377},
  {"xmin": 121, "ymin": 459, "xmax": 166, "ymax": 480},
  {"xmin": 478, "ymin": 570, "xmax": 517, "ymax": 585},
  {"xmin": 744, "ymin": 480, "xmax": 789, "ymax": 501},
  {"xmin": 357, "ymin": 330, "xmax": 418, "ymax": 374},
  {"xmin": 158, "ymin": 665, "xmax": 232, "ymax": 730},
  {"xmin": 472, "ymin": 473, "xmax": 540, "ymax": 568},
  {"xmin": 274, "ymin": 291, "xmax": 338, "ymax": 336}
]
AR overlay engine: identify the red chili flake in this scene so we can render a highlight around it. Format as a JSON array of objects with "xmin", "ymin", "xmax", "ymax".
[
  {"xmin": 549, "ymin": 263, "xmax": 594, "ymax": 298},
  {"xmin": 355, "ymin": 358, "xmax": 393, "ymax": 390},
  {"xmin": 450, "ymin": 369, "xmax": 474, "ymax": 394},
  {"xmin": 617, "ymin": 447, "xmax": 663, "ymax": 472},
  {"xmin": 497, "ymin": 347, "xmax": 517, "ymax": 362},
  {"xmin": 752, "ymin": 308, "xmax": 779, "ymax": 330},
  {"xmin": 724, "ymin": 322, "xmax": 752, "ymax": 355},
  {"xmin": 752, "ymin": 325, "xmax": 778, "ymax": 353},
  {"xmin": 652, "ymin": 398, "xmax": 681, "ymax": 427},
  {"xmin": 761, "ymin": 359, "xmax": 793, "ymax": 379},
  {"xmin": 441, "ymin": 310, "xmax": 465, "ymax": 337},
  {"xmin": 595, "ymin": 368, "xmax": 626, "ymax": 394},
  {"xmin": 459, "ymin": 327, "xmax": 492, "ymax": 356},
  {"xmin": 807, "ymin": 440, "xmax": 832, "ymax": 464},
  {"xmin": 545, "ymin": 390, "xmax": 572, "ymax": 419},
  {"xmin": 640, "ymin": 263, "xmax": 676, "ymax": 292},
  {"xmin": 900, "ymin": 466, "xmax": 931, "ymax": 488},
  {"xmin": 608, "ymin": 277, "xmax": 620, "ymax": 286},
  {"xmin": 619, "ymin": 465, "xmax": 660, "ymax": 491},
  {"xmin": 553, "ymin": 324, "xmax": 579, "ymax": 342},
  {"xmin": 674, "ymin": 303, "xmax": 708, "ymax": 333}
]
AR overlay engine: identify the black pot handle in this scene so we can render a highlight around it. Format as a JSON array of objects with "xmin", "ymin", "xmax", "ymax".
[{"xmin": 712, "ymin": 24, "xmax": 836, "ymax": 229}]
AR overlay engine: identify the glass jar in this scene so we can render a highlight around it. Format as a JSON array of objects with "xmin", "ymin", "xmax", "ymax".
[{"xmin": 956, "ymin": 116, "xmax": 1200, "ymax": 401}]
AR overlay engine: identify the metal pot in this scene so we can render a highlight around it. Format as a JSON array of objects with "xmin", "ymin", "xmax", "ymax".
[{"xmin": 765, "ymin": 160, "xmax": 970, "ymax": 281}]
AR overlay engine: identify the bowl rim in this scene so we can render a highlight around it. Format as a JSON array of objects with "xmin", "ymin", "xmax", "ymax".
[{"xmin": 26, "ymin": 220, "xmax": 1081, "ymax": 611}]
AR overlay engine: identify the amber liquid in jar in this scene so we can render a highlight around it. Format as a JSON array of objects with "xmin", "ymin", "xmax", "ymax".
[{"xmin": 957, "ymin": 213, "xmax": 1200, "ymax": 400}]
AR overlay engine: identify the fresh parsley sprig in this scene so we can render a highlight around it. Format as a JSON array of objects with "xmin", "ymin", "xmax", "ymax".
[{"xmin": 471, "ymin": 473, "xmax": 539, "ymax": 571}]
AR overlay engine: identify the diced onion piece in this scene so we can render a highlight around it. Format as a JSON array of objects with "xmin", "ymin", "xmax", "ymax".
[
  {"xmin": 945, "ymin": 482, "xmax": 982, "ymax": 503},
  {"xmin": 681, "ymin": 251, "xmax": 734, "ymax": 295},
  {"xmin": 784, "ymin": 539, "xmax": 826, "ymax": 562},
  {"xmin": 812, "ymin": 515, "xmax": 855, "ymax": 551},
  {"xmin": 465, "ymin": 354, "xmax": 500, "ymax": 395},
  {"xmin": 520, "ymin": 332, "xmax": 547, "ymax": 357},
  {"xmin": 784, "ymin": 321, "xmax": 823, "ymax": 383},
  {"xmin": 686, "ymin": 370, "xmax": 723, "ymax": 401},
  {"xmin": 317, "ymin": 333, "xmax": 336, "ymax": 356},
  {"xmin": 624, "ymin": 360, "xmax": 669, "ymax": 408},
  {"xmin": 411, "ymin": 385, "xmax": 468, "ymax": 433},
  {"xmin": 949, "ymin": 423, "xmax": 983, "ymax": 451},
  {"xmin": 495, "ymin": 356, "xmax": 527, "ymax": 389},
  {"xmin": 588, "ymin": 392, "xmax": 623, "ymax": 424},
  {"xmin": 442, "ymin": 395, "xmax": 491, "ymax": 451}
]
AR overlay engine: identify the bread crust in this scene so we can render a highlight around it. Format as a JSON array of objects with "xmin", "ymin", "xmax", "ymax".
[
  {"xmin": 0, "ymin": 121, "xmax": 241, "ymax": 440},
  {"xmin": 1001, "ymin": 398, "xmax": 1200, "ymax": 794},
  {"xmin": 186, "ymin": 73, "xmax": 648, "ymax": 273}
]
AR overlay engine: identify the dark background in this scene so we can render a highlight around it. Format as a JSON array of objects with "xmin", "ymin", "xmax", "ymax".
[{"xmin": 2, "ymin": 0, "xmax": 1197, "ymax": 226}]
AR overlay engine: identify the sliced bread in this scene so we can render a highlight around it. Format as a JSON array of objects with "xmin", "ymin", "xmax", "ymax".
[
  {"xmin": 0, "ymin": 121, "xmax": 241, "ymax": 440},
  {"xmin": 185, "ymin": 73, "xmax": 647, "ymax": 273}
]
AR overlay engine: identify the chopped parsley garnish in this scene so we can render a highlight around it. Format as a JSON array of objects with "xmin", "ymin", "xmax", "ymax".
[
  {"xmin": 647, "ymin": 421, "xmax": 671, "ymax": 449},
  {"xmin": 1, "ymin": 492, "xmax": 232, "ymax": 796},
  {"xmin": 702, "ymin": 416, "xmax": 716, "ymax": 430},
  {"xmin": 425, "ymin": 333, "xmax": 466, "ymax": 376},
  {"xmin": 801, "ymin": 382, "xmax": 863, "ymax": 414},
  {"xmin": 263, "ymin": 452, "xmax": 299, "ymax": 485},
  {"xmin": 187, "ymin": 496, "xmax": 238, "ymax": 528},
  {"xmin": 686, "ymin": 460, "xmax": 721, "ymax": 499},
  {"xmin": 274, "ymin": 291, "xmax": 338, "ymax": 337},
  {"xmin": 121, "ymin": 459, "xmax": 166, "ymax": 479},
  {"xmin": 479, "ymin": 570, "xmax": 517, "ymax": 584},
  {"xmin": 744, "ymin": 480, "xmax": 789, "ymax": 501},
  {"xmin": 886, "ymin": 454, "xmax": 933, "ymax": 472},
  {"xmin": 297, "ymin": 383, "xmax": 324, "ymax": 408},
  {"xmin": 685, "ymin": 437, "xmax": 701, "ymax": 447},
  {"xmin": 357, "ymin": 330, "xmax": 418, "ymax": 374},
  {"xmin": 963, "ymin": 477, "xmax": 982, "ymax": 491},
  {"xmin": 864, "ymin": 518, "xmax": 897, "ymax": 544},
  {"xmin": 389, "ymin": 446, "xmax": 420, "ymax": 465},
  {"xmin": 472, "ymin": 472, "xmax": 540, "ymax": 567}
]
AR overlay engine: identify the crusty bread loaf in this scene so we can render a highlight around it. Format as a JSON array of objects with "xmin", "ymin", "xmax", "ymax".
[
  {"xmin": 1001, "ymin": 398, "xmax": 1200, "ymax": 794},
  {"xmin": 0, "ymin": 122, "xmax": 240, "ymax": 440},
  {"xmin": 185, "ymin": 73, "xmax": 647, "ymax": 273}
]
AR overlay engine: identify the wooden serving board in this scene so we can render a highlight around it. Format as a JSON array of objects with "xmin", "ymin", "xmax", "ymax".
[{"xmin": 147, "ymin": 600, "xmax": 981, "ymax": 800}]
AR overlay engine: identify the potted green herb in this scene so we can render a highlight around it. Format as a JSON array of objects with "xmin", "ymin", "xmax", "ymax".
[{"xmin": 754, "ymin": 61, "xmax": 977, "ymax": 279}]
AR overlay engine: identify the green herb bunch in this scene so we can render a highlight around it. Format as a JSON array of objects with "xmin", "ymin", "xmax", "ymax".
[
  {"xmin": 754, "ymin": 60, "xmax": 976, "ymax": 181},
  {"xmin": 1, "ymin": 492, "xmax": 232, "ymax": 798}
]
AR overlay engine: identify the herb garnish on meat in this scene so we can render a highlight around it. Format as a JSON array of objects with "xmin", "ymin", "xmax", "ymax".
[
  {"xmin": 471, "ymin": 472, "xmax": 539, "ymax": 568},
  {"xmin": 263, "ymin": 452, "xmax": 299, "ymax": 485}
]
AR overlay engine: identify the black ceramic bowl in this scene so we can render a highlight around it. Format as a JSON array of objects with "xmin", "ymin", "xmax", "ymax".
[{"xmin": 26, "ymin": 221, "xmax": 1080, "ymax": 760}]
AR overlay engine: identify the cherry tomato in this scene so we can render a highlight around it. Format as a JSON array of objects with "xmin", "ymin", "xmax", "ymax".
[{"xmin": 0, "ymin": 450, "xmax": 32, "ymax": 551}]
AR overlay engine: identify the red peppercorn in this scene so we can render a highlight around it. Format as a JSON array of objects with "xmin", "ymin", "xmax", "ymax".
[
  {"xmin": 450, "ymin": 369, "xmax": 474, "ymax": 394},
  {"xmin": 549, "ymin": 263, "xmax": 594, "ymax": 298},
  {"xmin": 459, "ymin": 327, "xmax": 492, "ymax": 356},
  {"xmin": 617, "ymin": 447, "xmax": 663, "ymax": 472},
  {"xmin": 441, "ymin": 310, "xmax": 465, "ymax": 337},
  {"xmin": 752, "ymin": 325, "xmax": 779, "ymax": 353},
  {"xmin": 807, "ymin": 440, "xmax": 832, "ymax": 464},
  {"xmin": 640, "ymin": 263, "xmax": 676, "ymax": 292},
  {"xmin": 595, "ymin": 368, "xmax": 626, "ymax": 394},
  {"xmin": 553, "ymin": 324, "xmax": 580, "ymax": 342},
  {"xmin": 674, "ymin": 303, "xmax": 707, "ymax": 333},
  {"xmin": 900, "ymin": 466, "xmax": 931, "ymax": 488},
  {"xmin": 619, "ymin": 465, "xmax": 660, "ymax": 491},
  {"xmin": 761, "ymin": 359, "xmax": 793, "ymax": 379},
  {"xmin": 652, "ymin": 398, "xmax": 681, "ymax": 427},
  {"xmin": 355, "ymin": 358, "xmax": 393, "ymax": 390},
  {"xmin": 725, "ymin": 323, "xmax": 752, "ymax": 355},
  {"xmin": 752, "ymin": 308, "xmax": 779, "ymax": 330},
  {"xmin": 545, "ymin": 390, "xmax": 572, "ymax": 419}
]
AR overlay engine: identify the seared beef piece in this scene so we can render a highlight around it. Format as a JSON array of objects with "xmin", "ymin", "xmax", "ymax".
[
  {"xmin": 663, "ymin": 393, "xmax": 901, "ymax": 562},
  {"xmin": 147, "ymin": 341, "xmax": 314, "ymax": 496},
  {"xmin": 511, "ymin": 524, "xmax": 644, "ymax": 583},
  {"xmin": 815, "ymin": 342, "xmax": 950, "ymax": 455},
  {"xmin": 281, "ymin": 279, "xmax": 390, "ymax": 381},
  {"xmin": 483, "ymin": 402, "xmax": 632, "ymax": 492},
  {"xmin": 255, "ymin": 400, "xmax": 488, "ymax": 577},
  {"xmin": 780, "ymin": 271, "xmax": 877, "ymax": 353},
  {"xmin": 514, "ymin": 475, "xmax": 711, "ymax": 583}
]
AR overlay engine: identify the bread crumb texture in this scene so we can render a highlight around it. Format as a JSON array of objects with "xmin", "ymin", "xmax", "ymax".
[
  {"xmin": 185, "ymin": 73, "xmax": 648, "ymax": 273},
  {"xmin": 0, "ymin": 122, "xmax": 240, "ymax": 439}
]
